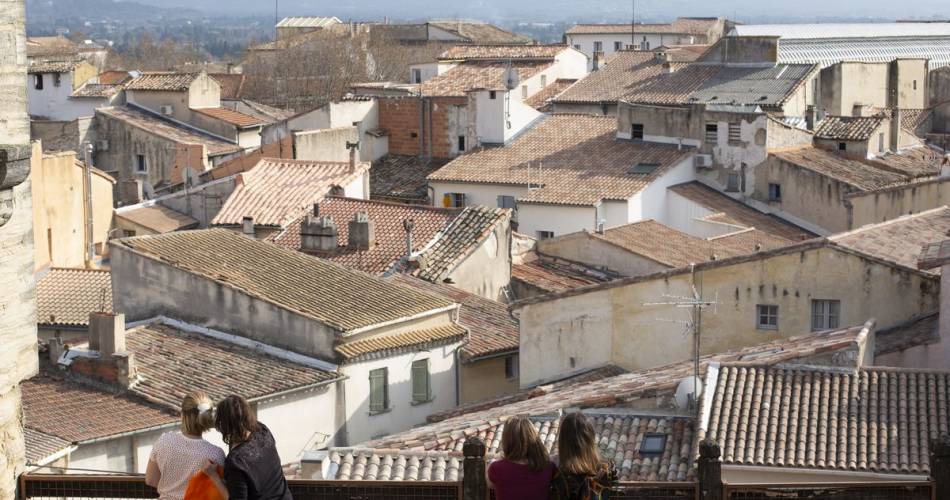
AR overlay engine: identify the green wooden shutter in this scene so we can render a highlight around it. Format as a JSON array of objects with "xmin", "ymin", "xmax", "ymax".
[
  {"xmin": 411, "ymin": 359, "xmax": 430, "ymax": 403},
  {"xmin": 369, "ymin": 368, "xmax": 388, "ymax": 412}
]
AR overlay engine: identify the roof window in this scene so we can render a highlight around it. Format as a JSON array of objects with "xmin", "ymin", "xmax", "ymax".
[
  {"xmin": 640, "ymin": 433, "xmax": 667, "ymax": 455},
  {"xmin": 628, "ymin": 163, "xmax": 660, "ymax": 175}
]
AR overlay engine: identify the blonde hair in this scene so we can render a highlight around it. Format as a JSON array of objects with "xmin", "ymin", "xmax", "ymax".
[
  {"xmin": 501, "ymin": 416, "xmax": 550, "ymax": 472},
  {"xmin": 181, "ymin": 392, "xmax": 215, "ymax": 436},
  {"xmin": 557, "ymin": 413, "xmax": 602, "ymax": 476}
]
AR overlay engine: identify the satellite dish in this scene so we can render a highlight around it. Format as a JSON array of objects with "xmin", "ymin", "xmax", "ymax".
[
  {"xmin": 142, "ymin": 181, "xmax": 156, "ymax": 200},
  {"xmin": 502, "ymin": 64, "xmax": 520, "ymax": 91},
  {"xmin": 183, "ymin": 167, "xmax": 202, "ymax": 188},
  {"xmin": 674, "ymin": 376, "xmax": 703, "ymax": 410}
]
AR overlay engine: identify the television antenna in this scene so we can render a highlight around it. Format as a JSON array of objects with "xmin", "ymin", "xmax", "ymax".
[
  {"xmin": 642, "ymin": 264, "xmax": 717, "ymax": 415},
  {"xmin": 502, "ymin": 60, "xmax": 520, "ymax": 130}
]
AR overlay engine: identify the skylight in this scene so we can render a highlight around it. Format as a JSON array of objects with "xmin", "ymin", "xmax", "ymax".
[
  {"xmin": 640, "ymin": 433, "xmax": 667, "ymax": 455},
  {"xmin": 628, "ymin": 163, "xmax": 661, "ymax": 174}
]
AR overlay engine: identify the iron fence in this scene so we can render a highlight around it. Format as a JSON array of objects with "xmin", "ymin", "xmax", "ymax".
[
  {"xmin": 612, "ymin": 481, "xmax": 698, "ymax": 500},
  {"xmin": 723, "ymin": 481, "xmax": 935, "ymax": 500}
]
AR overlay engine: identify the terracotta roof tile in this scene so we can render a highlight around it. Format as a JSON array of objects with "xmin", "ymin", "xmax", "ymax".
[
  {"xmin": 114, "ymin": 204, "xmax": 199, "ymax": 234},
  {"xmin": 336, "ymin": 324, "xmax": 466, "ymax": 361},
  {"xmin": 272, "ymin": 197, "xmax": 458, "ymax": 274},
  {"xmin": 209, "ymin": 74, "xmax": 246, "ymax": 100},
  {"xmin": 702, "ymin": 364, "xmax": 950, "ymax": 475},
  {"xmin": 553, "ymin": 52, "xmax": 670, "ymax": 105},
  {"xmin": 428, "ymin": 22, "xmax": 531, "ymax": 45},
  {"xmin": 420, "ymin": 61, "xmax": 552, "ymax": 97},
  {"xmin": 321, "ymin": 449, "xmax": 464, "ymax": 480},
  {"xmin": 212, "ymin": 158, "xmax": 370, "ymax": 227},
  {"xmin": 193, "ymin": 107, "xmax": 263, "ymax": 128},
  {"xmin": 96, "ymin": 106, "xmax": 242, "ymax": 157},
  {"xmin": 126, "ymin": 72, "xmax": 200, "ymax": 91},
  {"xmin": 97, "ymin": 70, "xmax": 132, "ymax": 85},
  {"xmin": 28, "ymin": 59, "xmax": 82, "ymax": 74},
  {"xmin": 392, "ymin": 275, "xmax": 519, "ymax": 359},
  {"xmin": 114, "ymin": 229, "xmax": 455, "ymax": 333},
  {"xmin": 413, "ymin": 206, "xmax": 509, "ymax": 282},
  {"xmin": 815, "ymin": 115, "xmax": 885, "ymax": 141},
  {"xmin": 830, "ymin": 207, "xmax": 950, "ymax": 274},
  {"xmin": 438, "ymin": 44, "xmax": 566, "ymax": 61},
  {"xmin": 428, "ymin": 115, "xmax": 691, "ymax": 206},
  {"xmin": 371, "ymin": 155, "xmax": 450, "ymax": 203},
  {"xmin": 511, "ymin": 256, "xmax": 617, "ymax": 294},
  {"xmin": 71, "ymin": 83, "xmax": 122, "ymax": 98},
  {"xmin": 36, "ymin": 268, "xmax": 113, "ymax": 328},
  {"xmin": 27, "ymin": 36, "xmax": 80, "ymax": 58},
  {"xmin": 770, "ymin": 147, "xmax": 908, "ymax": 191},
  {"xmin": 24, "ymin": 428, "xmax": 72, "ymax": 464},
  {"xmin": 524, "ymin": 79, "xmax": 577, "ymax": 111}
]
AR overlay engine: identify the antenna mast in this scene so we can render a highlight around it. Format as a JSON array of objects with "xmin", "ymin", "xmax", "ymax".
[{"xmin": 631, "ymin": 0, "xmax": 636, "ymax": 49}]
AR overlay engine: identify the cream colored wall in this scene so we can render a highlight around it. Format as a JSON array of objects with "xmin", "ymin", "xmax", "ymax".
[
  {"xmin": 460, "ymin": 355, "xmax": 519, "ymax": 404},
  {"xmin": 188, "ymin": 73, "xmax": 221, "ymax": 109},
  {"xmin": 847, "ymin": 178, "xmax": 950, "ymax": 230},
  {"xmin": 892, "ymin": 59, "xmax": 928, "ymax": 109},
  {"xmin": 31, "ymin": 143, "xmax": 114, "ymax": 270},
  {"xmin": 73, "ymin": 61, "xmax": 97, "ymax": 90},
  {"xmin": 518, "ymin": 245, "xmax": 939, "ymax": 386},
  {"xmin": 753, "ymin": 155, "xmax": 852, "ymax": 234},
  {"xmin": 537, "ymin": 231, "xmax": 667, "ymax": 277},
  {"xmin": 445, "ymin": 219, "xmax": 511, "ymax": 301},
  {"xmin": 822, "ymin": 63, "xmax": 889, "ymax": 116}
]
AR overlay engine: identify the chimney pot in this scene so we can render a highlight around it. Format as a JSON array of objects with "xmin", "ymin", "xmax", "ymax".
[
  {"xmin": 348, "ymin": 211, "xmax": 376, "ymax": 250},
  {"xmin": 242, "ymin": 216, "xmax": 255, "ymax": 238}
]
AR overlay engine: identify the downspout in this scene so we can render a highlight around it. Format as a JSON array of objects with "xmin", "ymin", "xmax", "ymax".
[
  {"xmin": 82, "ymin": 142, "xmax": 95, "ymax": 267},
  {"xmin": 427, "ymin": 98, "xmax": 434, "ymax": 159},
  {"xmin": 418, "ymin": 95, "xmax": 425, "ymax": 156}
]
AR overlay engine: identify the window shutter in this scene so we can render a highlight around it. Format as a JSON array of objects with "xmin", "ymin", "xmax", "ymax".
[
  {"xmin": 411, "ymin": 360, "xmax": 430, "ymax": 402},
  {"xmin": 369, "ymin": 369, "xmax": 387, "ymax": 412}
]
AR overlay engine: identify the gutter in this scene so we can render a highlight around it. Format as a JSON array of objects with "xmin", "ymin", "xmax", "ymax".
[{"xmin": 248, "ymin": 374, "xmax": 348, "ymax": 406}]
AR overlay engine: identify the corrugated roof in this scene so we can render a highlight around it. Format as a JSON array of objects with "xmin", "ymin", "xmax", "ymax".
[
  {"xmin": 212, "ymin": 158, "xmax": 369, "ymax": 228},
  {"xmin": 553, "ymin": 51, "xmax": 670, "ymax": 105},
  {"xmin": 775, "ymin": 38, "xmax": 950, "ymax": 69},
  {"xmin": 730, "ymin": 23, "xmax": 950, "ymax": 39},
  {"xmin": 567, "ymin": 18, "xmax": 720, "ymax": 36},
  {"xmin": 277, "ymin": 16, "xmax": 342, "ymax": 28},
  {"xmin": 114, "ymin": 229, "xmax": 455, "ymax": 333},
  {"xmin": 36, "ymin": 268, "xmax": 113, "ymax": 328}
]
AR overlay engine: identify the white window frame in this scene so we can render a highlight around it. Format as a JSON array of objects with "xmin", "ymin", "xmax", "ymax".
[
  {"xmin": 811, "ymin": 299, "xmax": 841, "ymax": 331},
  {"xmin": 756, "ymin": 304, "xmax": 779, "ymax": 330}
]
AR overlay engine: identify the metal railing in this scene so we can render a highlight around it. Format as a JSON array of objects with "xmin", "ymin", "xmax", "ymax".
[
  {"xmin": 723, "ymin": 481, "xmax": 935, "ymax": 500},
  {"xmin": 612, "ymin": 481, "xmax": 699, "ymax": 500}
]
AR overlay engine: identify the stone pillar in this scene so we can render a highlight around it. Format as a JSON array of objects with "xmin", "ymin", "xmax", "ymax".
[
  {"xmin": 462, "ymin": 437, "xmax": 487, "ymax": 500},
  {"xmin": 0, "ymin": 0, "xmax": 39, "ymax": 498},
  {"xmin": 698, "ymin": 439, "xmax": 723, "ymax": 500},
  {"xmin": 931, "ymin": 434, "xmax": 950, "ymax": 500}
]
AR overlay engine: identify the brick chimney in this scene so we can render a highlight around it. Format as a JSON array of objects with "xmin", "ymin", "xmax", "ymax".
[
  {"xmin": 348, "ymin": 211, "xmax": 375, "ymax": 250},
  {"xmin": 301, "ymin": 204, "xmax": 339, "ymax": 252},
  {"xmin": 72, "ymin": 312, "xmax": 137, "ymax": 388},
  {"xmin": 242, "ymin": 216, "xmax": 255, "ymax": 238}
]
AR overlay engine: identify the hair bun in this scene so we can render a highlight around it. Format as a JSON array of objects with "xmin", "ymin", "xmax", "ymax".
[{"xmin": 198, "ymin": 402, "xmax": 212, "ymax": 413}]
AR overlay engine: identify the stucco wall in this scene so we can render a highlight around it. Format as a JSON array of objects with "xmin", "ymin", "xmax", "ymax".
[
  {"xmin": 518, "ymin": 203, "xmax": 597, "ymax": 238},
  {"xmin": 460, "ymin": 355, "xmax": 519, "ymax": 404},
  {"xmin": 847, "ymin": 177, "xmax": 950, "ymax": 230},
  {"xmin": 818, "ymin": 61, "xmax": 927, "ymax": 116},
  {"xmin": 294, "ymin": 126, "xmax": 359, "ymax": 163},
  {"xmin": 518, "ymin": 245, "xmax": 938, "ymax": 386},
  {"xmin": 27, "ymin": 69, "xmax": 109, "ymax": 121},
  {"xmin": 752, "ymin": 155, "xmax": 853, "ymax": 234},
  {"xmin": 127, "ymin": 74, "xmax": 220, "ymax": 124},
  {"xmin": 538, "ymin": 231, "xmax": 667, "ymax": 277},
  {"xmin": 566, "ymin": 33, "xmax": 703, "ymax": 69},
  {"xmin": 444, "ymin": 217, "xmax": 511, "ymax": 300},
  {"xmin": 256, "ymin": 384, "xmax": 341, "ymax": 461}
]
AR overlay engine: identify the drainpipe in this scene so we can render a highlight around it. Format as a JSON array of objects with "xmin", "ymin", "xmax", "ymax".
[
  {"xmin": 82, "ymin": 142, "xmax": 95, "ymax": 267},
  {"xmin": 427, "ymin": 97, "xmax": 434, "ymax": 159}
]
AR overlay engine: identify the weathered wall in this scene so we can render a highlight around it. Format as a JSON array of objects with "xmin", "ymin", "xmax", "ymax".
[
  {"xmin": 460, "ymin": 355, "xmax": 519, "ymax": 404},
  {"xmin": 377, "ymin": 96, "xmax": 468, "ymax": 158},
  {"xmin": 29, "ymin": 117, "xmax": 97, "ymax": 154},
  {"xmin": 765, "ymin": 119, "xmax": 813, "ymax": 149},
  {"xmin": 127, "ymin": 74, "xmax": 220, "ymax": 124},
  {"xmin": 378, "ymin": 98, "xmax": 424, "ymax": 156},
  {"xmin": 518, "ymin": 245, "xmax": 938, "ymax": 386},
  {"xmin": 445, "ymin": 216, "xmax": 511, "ymax": 301},
  {"xmin": 293, "ymin": 126, "xmax": 358, "ymax": 162},
  {"xmin": 752, "ymin": 155, "xmax": 853, "ymax": 234},
  {"xmin": 31, "ymin": 145, "xmax": 115, "ymax": 269},
  {"xmin": 517, "ymin": 203, "xmax": 597, "ymax": 239},
  {"xmin": 847, "ymin": 177, "xmax": 950, "ymax": 230},
  {"xmin": 697, "ymin": 36, "xmax": 778, "ymax": 65},
  {"xmin": 27, "ymin": 68, "xmax": 104, "ymax": 121},
  {"xmin": 538, "ymin": 231, "xmax": 667, "ymax": 277},
  {"xmin": 930, "ymin": 67, "xmax": 950, "ymax": 132}
]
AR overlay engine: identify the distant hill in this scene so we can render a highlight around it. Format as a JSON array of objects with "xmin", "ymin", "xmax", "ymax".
[{"xmin": 27, "ymin": 0, "xmax": 203, "ymax": 29}]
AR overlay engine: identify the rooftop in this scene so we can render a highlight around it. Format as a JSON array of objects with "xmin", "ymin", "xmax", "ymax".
[
  {"xmin": 28, "ymin": 60, "xmax": 81, "ymax": 74},
  {"xmin": 71, "ymin": 83, "xmax": 122, "ymax": 99},
  {"xmin": 96, "ymin": 106, "xmax": 242, "ymax": 157},
  {"xmin": 419, "ymin": 61, "xmax": 552, "ymax": 97},
  {"xmin": 112, "ymin": 229, "xmax": 455, "ymax": 333},
  {"xmin": 114, "ymin": 203, "xmax": 199, "ymax": 234},
  {"xmin": 26, "ymin": 36, "xmax": 80, "ymax": 58},
  {"xmin": 413, "ymin": 206, "xmax": 510, "ymax": 282},
  {"xmin": 770, "ymin": 146, "xmax": 941, "ymax": 192},
  {"xmin": 524, "ymin": 78, "xmax": 576, "ymax": 111},
  {"xmin": 829, "ymin": 207, "xmax": 950, "ymax": 274},
  {"xmin": 36, "ymin": 268, "xmax": 113, "ymax": 328},
  {"xmin": 193, "ymin": 107, "xmax": 263, "ymax": 128},
  {"xmin": 875, "ymin": 313, "xmax": 940, "ymax": 357},
  {"xmin": 512, "ymin": 255, "xmax": 618, "ymax": 294},
  {"xmin": 566, "ymin": 18, "xmax": 721, "ymax": 36},
  {"xmin": 126, "ymin": 72, "xmax": 201, "ymax": 92},
  {"xmin": 437, "ymin": 44, "xmax": 567, "ymax": 61},
  {"xmin": 428, "ymin": 115, "xmax": 692, "ymax": 206},
  {"xmin": 730, "ymin": 22, "xmax": 950, "ymax": 39},
  {"xmin": 919, "ymin": 239, "xmax": 950, "ymax": 270},
  {"xmin": 277, "ymin": 16, "xmax": 342, "ymax": 28},
  {"xmin": 814, "ymin": 115, "xmax": 886, "ymax": 141},
  {"xmin": 552, "ymin": 51, "xmax": 670, "ymax": 105},
  {"xmin": 371, "ymin": 155, "xmax": 450, "ymax": 204},
  {"xmin": 209, "ymin": 74, "xmax": 247, "ymax": 100},
  {"xmin": 211, "ymin": 158, "xmax": 370, "ymax": 228},
  {"xmin": 427, "ymin": 21, "xmax": 531, "ymax": 45},
  {"xmin": 335, "ymin": 324, "xmax": 467, "ymax": 361},
  {"xmin": 97, "ymin": 70, "xmax": 132, "ymax": 86},
  {"xmin": 271, "ymin": 197, "xmax": 458, "ymax": 275}
]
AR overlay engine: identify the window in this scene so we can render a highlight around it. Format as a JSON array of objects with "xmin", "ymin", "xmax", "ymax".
[
  {"xmin": 411, "ymin": 68, "xmax": 422, "ymax": 84},
  {"xmin": 505, "ymin": 355, "xmax": 519, "ymax": 380},
  {"xmin": 411, "ymin": 359, "xmax": 431, "ymax": 404},
  {"xmin": 811, "ymin": 299, "xmax": 841, "ymax": 331},
  {"xmin": 444, "ymin": 192, "xmax": 466, "ymax": 208},
  {"xmin": 838, "ymin": 142, "xmax": 847, "ymax": 152},
  {"xmin": 537, "ymin": 230, "xmax": 554, "ymax": 240},
  {"xmin": 614, "ymin": 41, "xmax": 623, "ymax": 51},
  {"xmin": 631, "ymin": 123, "xmax": 644, "ymax": 140},
  {"xmin": 34, "ymin": 74, "xmax": 44, "ymax": 90},
  {"xmin": 410, "ymin": 131, "xmax": 418, "ymax": 138},
  {"xmin": 593, "ymin": 41, "xmax": 603, "ymax": 52},
  {"xmin": 728, "ymin": 122, "xmax": 741, "ymax": 143},
  {"xmin": 369, "ymin": 368, "xmax": 389, "ymax": 413},
  {"xmin": 53, "ymin": 73, "xmax": 62, "ymax": 87},
  {"xmin": 913, "ymin": 80, "xmax": 918, "ymax": 90},
  {"xmin": 640, "ymin": 434, "xmax": 667, "ymax": 455},
  {"xmin": 726, "ymin": 173, "xmax": 740, "ymax": 192},
  {"xmin": 497, "ymin": 195, "xmax": 516, "ymax": 209},
  {"xmin": 122, "ymin": 229, "xmax": 136, "ymax": 238},
  {"xmin": 768, "ymin": 183, "xmax": 782, "ymax": 202},
  {"xmin": 705, "ymin": 123, "xmax": 718, "ymax": 143},
  {"xmin": 640, "ymin": 40, "xmax": 651, "ymax": 50},
  {"xmin": 458, "ymin": 135, "xmax": 466, "ymax": 152},
  {"xmin": 757, "ymin": 305, "xmax": 779, "ymax": 330},
  {"xmin": 135, "ymin": 154, "xmax": 147, "ymax": 173},
  {"xmin": 489, "ymin": 90, "xmax": 497, "ymax": 99},
  {"xmin": 521, "ymin": 85, "xmax": 528, "ymax": 99},
  {"xmin": 573, "ymin": 44, "xmax": 581, "ymax": 50},
  {"xmin": 540, "ymin": 75, "xmax": 547, "ymax": 87}
]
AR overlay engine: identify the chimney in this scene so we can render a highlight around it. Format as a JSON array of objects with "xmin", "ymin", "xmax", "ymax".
[
  {"xmin": 89, "ymin": 312, "xmax": 126, "ymax": 356},
  {"xmin": 890, "ymin": 107, "xmax": 902, "ymax": 153},
  {"xmin": 48, "ymin": 337, "xmax": 64, "ymax": 363},
  {"xmin": 120, "ymin": 179, "xmax": 143, "ymax": 204},
  {"xmin": 403, "ymin": 218, "xmax": 415, "ymax": 258},
  {"xmin": 346, "ymin": 140, "xmax": 360, "ymax": 170},
  {"xmin": 242, "ymin": 216, "xmax": 256, "ymax": 238},
  {"xmin": 805, "ymin": 105, "xmax": 817, "ymax": 131},
  {"xmin": 300, "ymin": 211, "xmax": 339, "ymax": 253},
  {"xmin": 348, "ymin": 211, "xmax": 376, "ymax": 250},
  {"xmin": 592, "ymin": 51, "xmax": 605, "ymax": 71}
]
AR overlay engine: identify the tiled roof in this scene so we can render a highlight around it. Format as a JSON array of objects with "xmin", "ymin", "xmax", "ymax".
[
  {"xmin": 71, "ymin": 83, "xmax": 121, "ymax": 98},
  {"xmin": 211, "ymin": 158, "xmax": 370, "ymax": 227},
  {"xmin": 420, "ymin": 62, "xmax": 552, "ymax": 97},
  {"xmin": 524, "ymin": 79, "xmax": 576, "ymax": 111},
  {"xmin": 27, "ymin": 36, "xmax": 79, "ymax": 58},
  {"xmin": 36, "ymin": 268, "xmax": 113, "ymax": 328},
  {"xmin": 814, "ymin": 115, "xmax": 885, "ymax": 141},
  {"xmin": 918, "ymin": 239, "xmax": 950, "ymax": 270},
  {"xmin": 566, "ymin": 18, "xmax": 720, "ymax": 36},
  {"xmin": 97, "ymin": 70, "xmax": 132, "ymax": 85},
  {"xmin": 126, "ymin": 321, "xmax": 340, "ymax": 409},
  {"xmin": 209, "ymin": 73, "xmax": 246, "ymax": 99},
  {"xmin": 24, "ymin": 427, "xmax": 72, "ymax": 464},
  {"xmin": 363, "ymin": 325, "xmax": 867, "ymax": 452},
  {"xmin": 126, "ymin": 72, "xmax": 200, "ymax": 91},
  {"xmin": 438, "ymin": 44, "xmax": 566, "ymax": 61},
  {"xmin": 96, "ymin": 106, "xmax": 242, "ymax": 157},
  {"xmin": 702, "ymin": 364, "xmax": 950, "ymax": 475},
  {"xmin": 320, "ymin": 449, "xmax": 464, "ymax": 480},
  {"xmin": 625, "ymin": 63, "xmax": 817, "ymax": 108},
  {"xmin": 114, "ymin": 204, "xmax": 199, "ymax": 234},
  {"xmin": 428, "ymin": 22, "xmax": 531, "ymax": 45},
  {"xmin": 901, "ymin": 108, "xmax": 931, "ymax": 133},
  {"xmin": 193, "ymin": 107, "xmax": 262, "ymax": 128},
  {"xmin": 875, "ymin": 313, "xmax": 940, "ymax": 357},
  {"xmin": 272, "ymin": 197, "xmax": 457, "ymax": 275},
  {"xmin": 336, "ymin": 324, "xmax": 466, "ymax": 361},
  {"xmin": 414, "ymin": 206, "xmax": 509, "ymax": 282},
  {"xmin": 869, "ymin": 146, "xmax": 945, "ymax": 180},
  {"xmin": 371, "ymin": 155, "xmax": 450, "ymax": 203},
  {"xmin": 392, "ymin": 275, "xmax": 518, "ymax": 359},
  {"xmin": 512, "ymin": 255, "xmax": 618, "ymax": 294},
  {"xmin": 114, "ymin": 229, "xmax": 454, "ymax": 333},
  {"xmin": 28, "ymin": 59, "xmax": 81, "ymax": 74},
  {"xmin": 553, "ymin": 52, "xmax": 669, "ymax": 105},
  {"xmin": 770, "ymin": 147, "xmax": 907, "ymax": 191},
  {"xmin": 429, "ymin": 115, "xmax": 691, "ymax": 206},
  {"xmin": 667, "ymin": 182, "xmax": 812, "ymax": 241},
  {"xmin": 830, "ymin": 207, "xmax": 950, "ymax": 275},
  {"xmin": 235, "ymin": 99, "xmax": 296, "ymax": 123},
  {"xmin": 22, "ymin": 372, "xmax": 177, "ymax": 443}
]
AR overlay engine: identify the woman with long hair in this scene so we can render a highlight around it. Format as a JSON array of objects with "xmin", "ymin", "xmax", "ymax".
[
  {"xmin": 145, "ymin": 392, "xmax": 225, "ymax": 500},
  {"xmin": 487, "ymin": 416, "xmax": 555, "ymax": 500},
  {"xmin": 202, "ymin": 395, "xmax": 291, "ymax": 500},
  {"xmin": 550, "ymin": 412, "xmax": 616, "ymax": 500}
]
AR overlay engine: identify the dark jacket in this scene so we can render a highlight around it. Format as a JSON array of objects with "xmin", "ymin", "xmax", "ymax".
[{"xmin": 224, "ymin": 423, "xmax": 292, "ymax": 500}]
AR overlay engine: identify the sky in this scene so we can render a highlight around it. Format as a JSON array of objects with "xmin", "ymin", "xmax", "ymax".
[{"xmin": 131, "ymin": 0, "xmax": 950, "ymax": 23}]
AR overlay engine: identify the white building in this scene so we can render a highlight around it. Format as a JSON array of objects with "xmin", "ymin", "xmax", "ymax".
[{"xmin": 27, "ymin": 59, "xmax": 101, "ymax": 120}]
